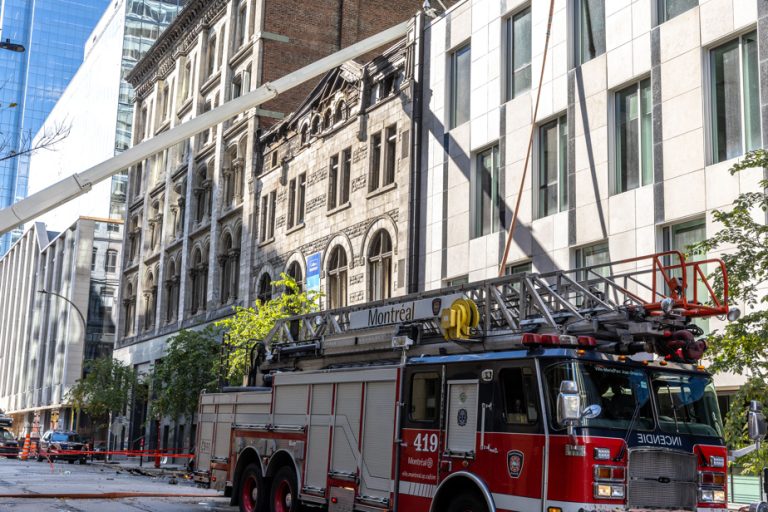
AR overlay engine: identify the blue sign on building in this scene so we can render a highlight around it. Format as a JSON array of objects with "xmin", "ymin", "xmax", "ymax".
[{"xmin": 306, "ymin": 252, "xmax": 321, "ymax": 293}]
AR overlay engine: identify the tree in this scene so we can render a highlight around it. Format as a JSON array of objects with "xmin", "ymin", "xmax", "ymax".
[
  {"xmin": 216, "ymin": 274, "xmax": 321, "ymax": 384},
  {"xmin": 67, "ymin": 358, "xmax": 142, "ymax": 429},
  {"xmin": 149, "ymin": 327, "xmax": 221, "ymax": 438},
  {"xmin": 691, "ymin": 149, "xmax": 768, "ymax": 472}
]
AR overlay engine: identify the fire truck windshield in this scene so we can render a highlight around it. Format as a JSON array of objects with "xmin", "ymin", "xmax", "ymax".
[{"xmin": 544, "ymin": 361, "xmax": 723, "ymax": 437}]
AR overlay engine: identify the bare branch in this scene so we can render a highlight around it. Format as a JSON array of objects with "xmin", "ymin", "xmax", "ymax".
[{"xmin": 0, "ymin": 121, "xmax": 71, "ymax": 163}]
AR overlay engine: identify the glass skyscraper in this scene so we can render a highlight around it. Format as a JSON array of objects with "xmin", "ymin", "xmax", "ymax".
[
  {"xmin": 0, "ymin": 0, "xmax": 111, "ymax": 254},
  {"xmin": 110, "ymin": 0, "xmax": 187, "ymax": 219}
]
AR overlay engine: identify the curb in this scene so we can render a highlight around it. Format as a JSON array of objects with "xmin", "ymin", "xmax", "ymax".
[{"xmin": 0, "ymin": 491, "xmax": 220, "ymax": 499}]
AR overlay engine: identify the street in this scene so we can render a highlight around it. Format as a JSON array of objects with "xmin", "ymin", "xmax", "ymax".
[{"xmin": 0, "ymin": 457, "xmax": 235, "ymax": 511}]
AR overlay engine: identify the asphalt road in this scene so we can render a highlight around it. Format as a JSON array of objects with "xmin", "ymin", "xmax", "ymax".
[{"xmin": 0, "ymin": 457, "xmax": 237, "ymax": 511}]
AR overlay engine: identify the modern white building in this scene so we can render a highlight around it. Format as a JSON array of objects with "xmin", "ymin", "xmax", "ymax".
[
  {"xmin": 417, "ymin": 0, "xmax": 766, "ymax": 400},
  {"xmin": 26, "ymin": 0, "xmax": 186, "ymax": 231},
  {"xmin": 0, "ymin": 217, "xmax": 122, "ymax": 435}
]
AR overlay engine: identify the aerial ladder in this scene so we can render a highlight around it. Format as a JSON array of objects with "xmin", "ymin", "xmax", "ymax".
[{"xmin": 248, "ymin": 250, "xmax": 739, "ymax": 383}]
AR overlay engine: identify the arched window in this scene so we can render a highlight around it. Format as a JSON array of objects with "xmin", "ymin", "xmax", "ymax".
[
  {"xmin": 286, "ymin": 260, "xmax": 303, "ymax": 292},
  {"xmin": 223, "ymin": 148, "xmax": 238, "ymax": 208},
  {"xmin": 300, "ymin": 125, "xmax": 309, "ymax": 145},
  {"xmin": 165, "ymin": 259, "xmax": 180, "ymax": 323},
  {"xmin": 311, "ymin": 115, "xmax": 320, "ymax": 135},
  {"xmin": 219, "ymin": 232, "xmax": 234, "ymax": 304},
  {"xmin": 144, "ymin": 271, "xmax": 157, "ymax": 330},
  {"xmin": 368, "ymin": 230, "xmax": 392, "ymax": 301},
  {"xmin": 190, "ymin": 247, "xmax": 208, "ymax": 314},
  {"xmin": 194, "ymin": 165, "xmax": 211, "ymax": 223},
  {"xmin": 327, "ymin": 246, "xmax": 348, "ymax": 309},
  {"xmin": 334, "ymin": 101, "xmax": 345, "ymax": 124},
  {"xmin": 257, "ymin": 273, "xmax": 272, "ymax": 303},
  {"xmin": 123, "ymin": 281, "xmax": 136, "ymax": 336},
  {"xmin": 323, "ymin": 109, "xmax": 332, "ymax": 130}
]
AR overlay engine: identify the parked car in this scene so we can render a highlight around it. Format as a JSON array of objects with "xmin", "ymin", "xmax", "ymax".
[
  {"xmin": 0, "ymin": 428, "xmax": 18, "ymax": 458},
  {"xmin": 36, "ymin": 430, "xmax": 87, "ymax": 464},
  {"xmin": 0, "ymin": 411, "xmax": 12, "ymax": 428}
]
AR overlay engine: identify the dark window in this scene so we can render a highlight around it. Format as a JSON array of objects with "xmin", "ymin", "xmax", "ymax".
[
  {"xmin": 384, "ymin": 125, "xmax": 397, "ymax": 186},
  {"xmin": 500, "ymin": 367, "xmax": 539, "ymax": 425},
  {"xmin": 369, "ymin": 132, "xmax": 382, "ymax": 192},
  {"xmin": 257, "ymin": 273, "xmax": 272, "ymax": 303},
  {"xmin": 368, "ymin": 230, "xmax": 392, "ymax": 301},
  {"xmin": 658, "ymin": 0, "xmax": 697, "ymax": 24},
  {"xmin": 615, "ymin": 79, "xmax": 652, "ymax": 193},
  {"xmin": 450, "ymin": 44, "xmax": 471, "ymax": 128},
  {"xmin": 506, "ymin": 7, "xmax": 532, "ymax": 100},
  {"xmin": 287, "ymin": 173, "xmax": 306, "ymax": 228},
  {"xmin": 472, "ymin": 145, "xmax": 500, "ymax": 238},
  {"xmin": 410, "ymin": 372, "xmax": 439, "ymax": 422},
  {"xmin": 327, "ymin": 247, "xmax": 348, "ymax": 309},
  {"xmin": 328, "ymin": 154, "xmax": 340, "ymax": 209},
  {"xmin": 577, "ymin": 0, "xmax": 605, "ymax": 64},
  {"xmin": 537, "ymin": 115, "xmax": 568, "ymax": 217}
]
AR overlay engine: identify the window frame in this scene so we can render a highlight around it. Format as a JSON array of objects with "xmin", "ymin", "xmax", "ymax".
[
  {"xmin": 367, "ymin": 230, "xmax": 393, "ymax": 301},
  {"xmin": 574, "ymin": 241, "xmax": 610, "ymax": 281},
  {"xmin": 656, "ymin": 0, "xmax": 698, "ymax": 25},
  {"xmin": 612, "ymin": 78, "xmax": 653, "ymax": 195},
  {"xmin": 505, "ymin": 5, "xmax": 532, "ymax": 102},
  {"xmin": 707, "ymin": 30, "xmax": 760, "ymax": 165},
  {"xmin": 471, "ymin": 144, "xmax": 501, "ymax": 239},
  {"xmin": 574, "ymin": 0, "xmax": 606, "ymax": 65},
  {"xmin": 535, "ymin": 114, "xmax": 568, "ymax": 218},
  {"xmin": 449, "ymin": 43, "xmax": 471, "ymax": 129},
  {"xmin": 287, "ymin": 173, "xmax": 306, "ymax": 229}
]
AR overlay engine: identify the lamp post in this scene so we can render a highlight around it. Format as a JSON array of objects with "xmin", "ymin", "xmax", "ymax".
[{"xmin": 37, "ymin": 289, "xmax": 86, "ymax": 432}]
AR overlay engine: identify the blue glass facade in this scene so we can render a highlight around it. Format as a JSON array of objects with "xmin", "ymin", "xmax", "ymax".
[{"xmin": 0, "ymin": 0, "xmax": 110, "ymax": 254}]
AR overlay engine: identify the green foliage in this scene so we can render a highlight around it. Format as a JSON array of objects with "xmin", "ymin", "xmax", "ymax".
[
  {"xmin": 67, "ymin": 358, "xmax": 142, "ymax": 424},
  {"xmin": 150, "ymin": 327, "xmax": 221, "ymax": 422},
  {"xmin": 216, "ymin": 274, "xmax": 321, "ymax": 383},
  {"xmin": 722, "ymin": 377, "xmax": 768, "ymax": 474},
  {"xmin": 690, "ymin": 149, "xmax": 768, "ymax": 472}
]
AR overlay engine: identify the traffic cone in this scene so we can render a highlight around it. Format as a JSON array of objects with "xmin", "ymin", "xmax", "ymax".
[{"xmin": 20, "ymin": 433, "xmax": 30, "ymax": 461}]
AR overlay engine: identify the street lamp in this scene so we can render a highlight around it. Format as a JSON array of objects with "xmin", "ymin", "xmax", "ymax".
[{"xmin": 37, "ymin": 289, "xmax": 86, "ymax": 431}]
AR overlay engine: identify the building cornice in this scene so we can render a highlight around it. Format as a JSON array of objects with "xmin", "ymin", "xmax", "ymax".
[{"xmin": 127, "ymin": 0, "xmax": 228, "ymax": 90}]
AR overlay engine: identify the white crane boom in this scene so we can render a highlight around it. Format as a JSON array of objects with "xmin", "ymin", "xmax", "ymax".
[{"xmin": 0, "ymin": 21, "xmax": 409, "ymax": 235}]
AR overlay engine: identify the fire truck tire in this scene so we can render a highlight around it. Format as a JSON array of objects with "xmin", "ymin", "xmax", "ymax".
[
  {"xmin": 269, "ymin": 466, "xmax": 299, "ymax": 512},
  {"xmin": 239, "ymin": 463, "xmax": 268, "ymax": 512},
  {"xmin": 445, "ymin": 493, "xmax": 488, "ymax": 512}
]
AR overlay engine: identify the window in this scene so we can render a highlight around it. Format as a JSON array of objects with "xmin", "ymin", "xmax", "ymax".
[
  {"xmin": 286, "ymin": 261, "xmax": 303, "ymax": 290},
  {"xmin": 471, "ymin": 145, "xmax": 500, "ymax": 238},
  {"xmin": 243, "ymin": 65, "xmax": 252, "ymax": 94},
  {"xmin": 449, "ymin": 44, "xmax": 471, "ymax": 128},
  {"xmin": 231, "ymin": 75, "xmax": 242, "ymax": 100},
  {"xmin": 663, "ymin": 219, "xmax": 706, "ymax": 304},
  {"xmin": 190, "ymin": 248, "xmax": 208, "ymax": 314},
  {"xmin": 575, "ymin": 242, "xmax": 610, "ymax": 279},
  {"xmin": 165, "ymin": 259, "xmax": 180, "ymax": 323},
  {"xmin": 614, "ymin": 79, "xmax": 652, "ymax": 193},
  {"xmin": 410, "ymin": 372, "xmax": 439, "ymax": 422},
  {"xmin": 576, "ymin": 0, "xmax": 605, "ymax": 64},
  {"xmin": 219, "ymin": 232, "xmax": 240, "ymax": 304},
  {"xmin": 710, "ymin": 31, "xmax": 759, "ymax": 163},
  {"xmin": 444, "ymin": 275, "xmax": 469, "ymax": 287},
  {"xmin": 657, "ymin": 0, "xmax": 697, "ymax": 24},
  {"xmin": 505, "ymin": 261, "xmax": 532, "ymax": 276},
  {"xmin": 328, "ymin": 148, "xmax": 351, "ymax": 209},
  {"xmin": 368, "ymin": 230, "xmax": 393, "ymax": 301},
  {"xmin": 259, "ymin": 191, "xmax": 276, "ymax": 242},
  {"xmin": 500, "ymin": 367, "xmax": 539, "ymax": 425},
  {"xmin": 506, "ymin": 7, "xmax": 532, "ymax": 100},
  {"xmin": 369, "ymin": 127, "xmax": 396, "ymax": 192},
  {"xmin": 327, "ymin": 246, "xmax": 348, "ymax": 309},
  {"xmin": 537, "ymin": 115, "xmax": 568, "ymax": 217},
  {"xmin": 194, "ymin": 166, "xmax": 211, "ymax": 223},
  {"xmin": 144, "ymin": 272, "xmax": 156, "ymax": 330},
  {"xmin": 257, "ymin": 273, "xmax": 272, "ymax": 303},
  {"xmin": 105, "ymin": 250, "xmax": 118, "ymax": 273},
  {"xmin": 91, "ymin": 248, "xmax": 98, "ymax": 271},
  {"xmin": 181, "ymin": 60, "xmax": 192, "ymax": 101},
  {"xmin": 368, "ymin": 132, "xmax": 382, "ymax": 192},
  {"xmin": 206, "ymin": 34, "xmax": 217, "ymax": 77},
  {"xmin": 236, "ymin": 3, "xmax": 247, "ymax": 48},
  {"xmin": 287, "ymin": 173, "xmax": 306, "ymax": 229}
]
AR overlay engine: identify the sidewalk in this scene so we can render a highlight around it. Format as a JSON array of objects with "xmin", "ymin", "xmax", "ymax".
[{"xmin": 88, "ymin": 456, "xmax": 193, "ymax": 481}]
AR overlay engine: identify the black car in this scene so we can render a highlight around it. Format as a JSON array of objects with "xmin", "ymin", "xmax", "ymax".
[
  {"xmin": 0, "ymin": 428, "xmax": 18, "ymax": 458},
  {"xmin": 37, "ymin": 430, "xmax": 87, "ymax": 464}
]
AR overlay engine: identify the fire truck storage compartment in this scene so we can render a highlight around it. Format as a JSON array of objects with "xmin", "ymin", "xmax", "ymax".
[
  {"xmin": 276, "ymin": 367, "xmax": 397, "ymax": 504},
  {"xmin": 197, "ymin": 390, "xmax": 271, "ymax": 489}
]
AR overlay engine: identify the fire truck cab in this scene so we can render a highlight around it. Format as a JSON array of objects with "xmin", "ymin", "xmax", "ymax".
[{"xmin": 194, "ymin": 252, "xmax": 768, "ymax": 512}]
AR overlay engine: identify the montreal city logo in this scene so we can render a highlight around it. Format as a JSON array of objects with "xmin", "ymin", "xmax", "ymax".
[
  {"xmin": 507, "ymin": 450, "xmax": 524, "ymax": 478},
  {"xmin": 431, "ymin": 298, "xmax": 442, "ymax": 316}
]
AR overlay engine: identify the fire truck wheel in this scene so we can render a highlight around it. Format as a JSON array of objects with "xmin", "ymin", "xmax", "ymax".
[
  {"xmin": 239, "ymin": 463, "xmax": 268, "ymax": 512},
  {"xmin": 445, "ymin": 493, "xmax": 488, "ymax": 512},
  {"xmin": 269, "ymin": 466, "xmax": 298, "ymax": 512}
]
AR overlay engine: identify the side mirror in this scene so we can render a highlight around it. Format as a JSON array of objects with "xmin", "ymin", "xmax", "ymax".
[
  {"xmin": 557, "ymin": 380, "xmax": 582, "ymax": 426},
  {"xmin": 748, "ymin": 401, "xmax": 767, "ymax": 445}
]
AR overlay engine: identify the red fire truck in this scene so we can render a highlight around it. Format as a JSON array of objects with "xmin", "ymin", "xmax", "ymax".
[{"xmin": 194, "ymin": 251, "xmax": 767, "ymax": 512}]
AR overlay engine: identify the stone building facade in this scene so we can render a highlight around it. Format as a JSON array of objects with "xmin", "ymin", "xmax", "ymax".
[
  {"xmin": 0, "ymin": 218, "xmax": 122, "ymax": 435},
  {"xmin": 114, "ymin": 0, "xmax": 427, "ymax": 450},
  {"xmin": 254, "ymin": 42, "xmax": 414, "ymax": 309}
]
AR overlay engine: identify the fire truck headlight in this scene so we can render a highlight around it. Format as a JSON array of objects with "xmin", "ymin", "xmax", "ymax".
[
  {"xmin": 594, "ymin": 483, "xmax": 624, "ymax": 499},
  {"xmin": 700, "ymin": 489, "xmax": 727, "ymax": 503},
  {"xmin": 593, "ymin": 447, "xmax": 611, "ymax": 460}
]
